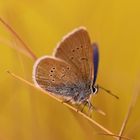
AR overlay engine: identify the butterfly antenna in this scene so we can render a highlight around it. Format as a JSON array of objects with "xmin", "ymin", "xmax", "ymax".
[{"xmin": 97, "ymin": 85, "xmax": 119, "ymax": 99}]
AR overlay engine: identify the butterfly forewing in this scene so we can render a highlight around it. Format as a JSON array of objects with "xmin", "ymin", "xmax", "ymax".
[
  {"xmin": 54, "ymin": 27, "xmax": 94, "ymax": 83},
  {"xmin": 33, "ymin": 56, "xmax": 80, "ymax": 98}
]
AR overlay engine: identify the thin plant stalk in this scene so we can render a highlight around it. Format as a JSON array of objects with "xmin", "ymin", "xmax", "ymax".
[
  {"xmin": 97, "ymin": 133, "xmax": 133, "ymax": 140},
  {"xmin": 7, "ymin": 70, "xmax": 120, "ymax": 139},
  {"xmin": 117, "ymin": 84, "xmax": 140, "ymax": 140},
  {"xmin": 0, "ymin": 17, "xmax": 37, "ymax": 61}
]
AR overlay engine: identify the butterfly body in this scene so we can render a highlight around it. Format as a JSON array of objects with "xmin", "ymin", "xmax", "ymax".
[
  {"xmin": 33, "ymin": 27, "xmax": 99, "ymax": 107},
  {"xmin": 48, "ymin": 80, "xmax": 92, "ymax": 104}
]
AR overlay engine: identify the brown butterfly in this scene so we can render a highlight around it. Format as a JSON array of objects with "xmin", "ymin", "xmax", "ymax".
[{"xmin": 33, "ymin": 27, "xmax": 100, "ymax": 111}]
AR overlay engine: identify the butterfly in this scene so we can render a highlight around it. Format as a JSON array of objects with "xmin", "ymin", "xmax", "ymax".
[{"xmin": 32, "ymin": 27, "xmax": 99, "ymax": 111}]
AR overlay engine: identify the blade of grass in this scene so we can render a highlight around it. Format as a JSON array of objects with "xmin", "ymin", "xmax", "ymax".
[
  {"xmin": 7, "ymin": 70, "xmax": 118, "ymax": 139},
  {"xmin": 0, "ymin": 36, "xmax": 35, "ymax": 59},
  {"xmin": 97, "ymin": 133, "xmax": 133, "ymax": 140},
  {"xmin": 125, "ymin": 119, "xmax": 140, "ymax": 137},
  {"xmin": 117, "ymin": 84, "xmax": 140, "ymax": 140},
  {"xmin": 0, "ymin": 17, "xmax": 37, "ymax": 61}
]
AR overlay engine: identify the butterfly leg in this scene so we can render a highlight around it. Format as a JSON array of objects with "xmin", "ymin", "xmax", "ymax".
[
  {"xmin": 75, "ymin": 101, "xmax": 87, "ymax": 113},
  {"xmin": 61, "ymin": 92, "xmax": 79, "ymax": 104},
  {"xmin": 71, "ymin": 93, "xmax": 88, "ymax": 112},
  {"xmin": 61, "ymin": 97, "xmax": 73, "ymax": 104},
  {"xmin": 81, "ymin": 101, "xmax": 88, "ymax": 112},
  {"xmin": 87, "ymin": 99, "xmax": 106, "ymax": 116},
  {"xmin": 86, "ymin": 100, "xmax": 93, "ymax": 117}
]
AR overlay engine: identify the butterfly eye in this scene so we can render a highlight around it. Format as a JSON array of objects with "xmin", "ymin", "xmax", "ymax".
[
  {"xmin": 92, "ymin": 86, "xmax": 98, "ymax": 94},
  {"xmin": 93, "ymin": 87, "xmax": 96, "ymax": 92}
]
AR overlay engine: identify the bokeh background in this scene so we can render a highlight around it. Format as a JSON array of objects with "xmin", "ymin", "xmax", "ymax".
[{"xmin": 0, "ymin": 0, "xmax": 140, "ymax": 140}]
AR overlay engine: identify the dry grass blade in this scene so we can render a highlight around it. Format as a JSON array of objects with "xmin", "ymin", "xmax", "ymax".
[
  {"xmin": 98, "ymin": 133, "xmax": 133, "ymax": 140},
  {"xmin": 125, "ymin": 120, "xmax": 140, "ymax": 137},
  {"xmin": 117, "ymin": 87, "xmax": 139, "ymax": 139},
  {"xmin": 7, "ymin": 70, "xmax": 119, "ymax": 139},
  {"xmin": 0, "ymin": 35, "xmax": 35, "ymax": 59},
  {"xmin": 0, "ymin": 35, "xmax": 13, "ymax": 47},
  {"xmin": 0, "ymin": 17, "xmax": 37, "ymax": 61}
]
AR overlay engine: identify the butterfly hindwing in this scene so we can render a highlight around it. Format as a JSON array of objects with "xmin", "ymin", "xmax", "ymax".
[{"xmin": 33, "ymin": 56, "xmax": 80, "ymax": 98}]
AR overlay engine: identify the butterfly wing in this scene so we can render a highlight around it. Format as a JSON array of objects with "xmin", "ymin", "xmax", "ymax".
[
  {"xmin": 54, "ymin": 27, "xmax": 94, "ymax": 83},
  {"xmin": 33, "ymin": 56, "xmax": 80, "ymax": 99},
  {"xmin": 92, "ymin": 43, "xmax": 99, "ymax": 85}
]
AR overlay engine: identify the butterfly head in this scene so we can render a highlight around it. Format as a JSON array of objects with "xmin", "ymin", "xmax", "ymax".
[{"xmin": 91, "ymin": 85, "xmax": 98, "ymax": 95}]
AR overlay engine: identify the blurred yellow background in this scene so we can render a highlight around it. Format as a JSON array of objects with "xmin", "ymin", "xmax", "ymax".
[{"xmin": 0, "ymin": 0, "xmax": 140, "ymax": 140}]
